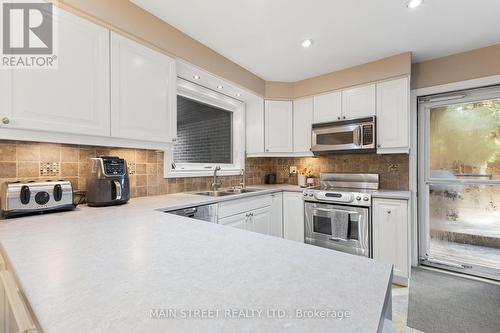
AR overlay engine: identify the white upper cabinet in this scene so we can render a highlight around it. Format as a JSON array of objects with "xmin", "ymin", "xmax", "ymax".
[
  {"xmin": 265, "ymin": 100, "xmax": 293, "ymax": 152},
  {"xmin": 342, "ymin": 84, "xmax": 376, "ymax": 119},
  {"xmin": 313, "ymin": 91, "xmax": 342, "ymax": 123},
  {"xmin": 0, "ymin": 9, "xmax": 110, "ymax": 136},
  {"xmin": 246, "ymin": 97, "xmax": 265, "ymax": 154},
  {"xmin": 111, "ymin": 32, "xmax": 176, "ymax": 143},
  {"xmin": 376, "ymin": 77, "xmax": 410, "ymax": 154},
  {"xmin": 293, "ymin": 97, "xmax": 313, "ymax": 153}
]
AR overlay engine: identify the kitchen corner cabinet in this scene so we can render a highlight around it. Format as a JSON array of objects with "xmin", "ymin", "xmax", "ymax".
[
  {"xmin": 0, "ymin": 9, "xmax": 110, "ymax": 137},
  {"xmin": 293, "ymin": 97, "xmax": 313, "ymax": 153},
  {"xmin": 264, "ymin": 100, "xmax": 293, "ymax": 152},
  {"xmin": 111, "ymin": 32, "xmax": 177, "ymax": 143},
  {"xmin": 372, "ymin": 198, "xmax": 410, "ymax": 286},
  {"xmin": 283, "ymin": 192, "xmax": 305, "ymax": 242},
  {"xmin": 376, "ymin": 77, "xmax": 410, "ymax": 154},
  {"xmin": 218, "ymin": 194, "xmax": 282, "ymax": 238},
  {"xmin": 342, "ymin": 84, "xmax": 376, "ymax": 119}
]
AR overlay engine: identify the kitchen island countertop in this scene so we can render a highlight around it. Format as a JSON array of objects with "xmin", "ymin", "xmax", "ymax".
[{"xmin": 0, "ymin": 187, "xmax": 393, "ymax": 333}]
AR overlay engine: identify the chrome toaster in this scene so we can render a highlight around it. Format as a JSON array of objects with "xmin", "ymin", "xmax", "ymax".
[{"xmin": 1, "ymin": 180, "xmax": 74, "ymax": 218}]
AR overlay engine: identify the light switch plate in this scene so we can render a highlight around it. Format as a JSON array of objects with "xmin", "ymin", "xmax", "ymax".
[{"xmin": 289, "ymin": 166, "xmax": 297, "ymax": 174}]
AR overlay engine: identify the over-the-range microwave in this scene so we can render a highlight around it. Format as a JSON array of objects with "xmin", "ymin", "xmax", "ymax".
[{"xmin": 311, "ymin": 116, "xmax": 376, "ymax": 154}]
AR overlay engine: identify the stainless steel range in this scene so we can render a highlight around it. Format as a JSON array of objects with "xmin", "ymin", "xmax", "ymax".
[{"xmin": 303, "ymin": 173, "xmax": 379, "ymax": 258}]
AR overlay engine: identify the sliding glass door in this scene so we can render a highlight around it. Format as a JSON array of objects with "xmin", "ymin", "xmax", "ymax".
[{"xmin": 418, "ymin": 85, "xmax": 500, "ymax": 280}]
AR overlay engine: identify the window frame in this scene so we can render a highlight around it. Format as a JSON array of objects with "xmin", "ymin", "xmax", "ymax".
[{"xmin": 164, "ymin": 78, "xmax": 245, "ymax": 178}]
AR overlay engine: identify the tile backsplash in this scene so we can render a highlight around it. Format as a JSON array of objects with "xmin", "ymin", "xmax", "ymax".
[
  {"xmin": 246, "ymin": 154, "xmax": 409, "ymax": 190},
  {"xmin": 0, "ymin": 140, "xmax": 409, "ymax": 204},
  {"xmin": 0, "ymin": 140, "xmax": 243, "ymax": 199}
]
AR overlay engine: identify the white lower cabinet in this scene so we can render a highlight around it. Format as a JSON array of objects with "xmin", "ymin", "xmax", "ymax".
[
  {"xmin": 0, "ymin": 253, "xmax": 37, "ymax": 333},
  {"xmin": 218, "ymin": 194, "xmax": 282, "ymax": 237},
  {"xmin": 372, "ymin": 198, "xmax": 410, "ymax": 286},
  {"xmin": 270, "ymin": 193, "xmax": 283, "ymax": 237},
  {"xmin": 283, "ymin": 192, "xmax": 305, "ymax": 242},
  {"xmin": 217, "ymin": 192, "xmax": 289, "ymax": 238},
  {"xmin": 218, "ymin": 212, "xmax": 248, "ymax": 230}
]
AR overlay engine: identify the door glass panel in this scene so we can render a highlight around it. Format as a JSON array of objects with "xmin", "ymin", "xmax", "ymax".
[
  {"xmin": 421, "ymin": 88, "xmax": 500, "ymax": 280},
  {"xmin": 430, "ymin": 99, "xmax": 500, "ymax": 180},
  {"xmin": 313, "ymin": 215, "xmax": 332, "ymax": 235},
  {"xmin": 317, "ymin": 132, "xmax": 353, "ymax": 145},
  {"xmin": 428, "ymin": 184, "xmax": 500, "ymax": 270}
]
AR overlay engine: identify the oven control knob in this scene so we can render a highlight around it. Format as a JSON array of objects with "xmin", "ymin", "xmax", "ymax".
[
  {"xmin": 356, "ymin": 196, "xmax": 362, "ymax": 201},
  {"xmin": 363, "ymin": 196, "xmax": 369, "ymax": 201},
  {"xmin": 303, "ymin": 192, "xmax": 308, "ymax": 197},
  {"xmin": 309, "ymin": 193, "xmax": 314, "ymax": 197}
]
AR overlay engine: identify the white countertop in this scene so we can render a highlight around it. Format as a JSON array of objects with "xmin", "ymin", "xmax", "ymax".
[{"xmin": 0, "ymin": 185, "xmax": 393, "ymax": 333}]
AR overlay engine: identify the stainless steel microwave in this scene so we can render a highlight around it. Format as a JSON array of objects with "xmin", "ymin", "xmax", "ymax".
[{"xmin": 311, "ymin": 116, "xmax": 376, "ymax": 154}]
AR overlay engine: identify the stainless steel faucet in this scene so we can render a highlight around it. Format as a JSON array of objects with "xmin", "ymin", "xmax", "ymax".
[
  {"xmin": 212, "ymin": 166, "xmax": 221, "ymax": 191},
  {"xmin": 240, "ymin": 168, "xmax": 246, "ymax": 189}
]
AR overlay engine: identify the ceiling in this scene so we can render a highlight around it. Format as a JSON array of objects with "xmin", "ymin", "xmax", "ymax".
[{"xmin": 132, "ymin": 0, "xmax": 500, "ymax": 82}]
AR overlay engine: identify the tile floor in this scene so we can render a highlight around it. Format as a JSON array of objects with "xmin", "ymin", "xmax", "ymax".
[{"xmin": 391, "ymin": 285, "xmax": 425, "ymax": 333}]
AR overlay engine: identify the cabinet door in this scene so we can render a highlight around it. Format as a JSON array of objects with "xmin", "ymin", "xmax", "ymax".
[
  {"xmin": 376, "ymin": 77, "xmax": 409, "ymax": 153},
  {"xmin": 270, "ymin": 193, "xmax": 283, "ymax": 237},
  {"xmin": 1, "ymin": 9, "xmax": 110, "ymax": 136},
  {"xmin": 342, "ymin": 84, "xmax": 376, "ymax": 119},
  {"xmin": 111, "ymin": 32, "xmax": 176, "ymax": 143},
  {"xmin": 218, "ymin": 212, "xmax": 248, "ymax": 230},
  {"xmin": 313, "ymin": 91, "xmax": 342, "ymax": 123},
  {"xmin": 283, "ymin": 192, "xmax": 305, "ymax": 242},
  {"xmin": 373, "ymin": 199, "xmax": 409, "ymax": 280},
  {"xmin": 246, "ymin": 97, "xmax": 265, "ymax": 154},
  {"xmin": 265, "ymin": 100, "xmax": 293, "ymax": 152},
  {"xmin": 293, "ymin": 97, "xmax": 313, "ymax": 153},
  {"xmin": 249, "ymin": 207, "xmax": 272, "ymax": 235}
]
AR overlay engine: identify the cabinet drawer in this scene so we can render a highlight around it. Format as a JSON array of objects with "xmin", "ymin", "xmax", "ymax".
[{"xmin": 218, "ymin": 194, "xmax": 272, "ymax": 219}]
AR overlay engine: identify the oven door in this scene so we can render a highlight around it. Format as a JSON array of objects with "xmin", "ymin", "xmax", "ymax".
[
  {"xmin": 304, "ymin": 202, "xmax": 371, "ymax": 257},
  {"xmin": 311, "ymin": 124, "xmax": 362, "ymax": 152}
]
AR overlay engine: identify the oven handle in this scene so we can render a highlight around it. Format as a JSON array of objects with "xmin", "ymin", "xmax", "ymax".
[
  {"xmin": 330, "ymin": 237, "xmax": 348, "ymax": 242},
  {"xmin": 313, "ymin": 207, "xmax": 359, "ymax": 215}
]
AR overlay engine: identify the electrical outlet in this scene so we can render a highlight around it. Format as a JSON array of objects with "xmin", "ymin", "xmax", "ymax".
[{"xmin": 289, "ymin": 166, "xmax": 297, "ymax": 174}]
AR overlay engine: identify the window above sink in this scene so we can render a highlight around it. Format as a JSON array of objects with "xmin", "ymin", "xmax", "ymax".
[{"xmin": 164, "ymin": 79, "xmax": 246, "ymax": 178}]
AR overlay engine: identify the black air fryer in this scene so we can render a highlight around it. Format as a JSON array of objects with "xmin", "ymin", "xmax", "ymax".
[{"xmin": 86, "ymin": 156, "xmax": 130, "ymax": 207}]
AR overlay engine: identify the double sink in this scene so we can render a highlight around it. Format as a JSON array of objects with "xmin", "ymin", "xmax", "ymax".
[{"xmin": 194, "ymin": 188, "xmax": 263, "ymax": 197}]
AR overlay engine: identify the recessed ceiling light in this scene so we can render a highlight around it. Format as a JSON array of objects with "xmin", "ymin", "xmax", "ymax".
[
  {"xmin": 217, "ymin": 85, "xmax": 223, "ymax": 89},
  {"xmin": 193, "ymin": 75, "xmax": 200, "ymax": 80},
  {"xmin": 407, "ymin": 0, "xmax": 423, "ymax": 8},
  {"xmin": 236, "ymin": 93, "xmax": 242, "ymax": 97},
  {"xmin": 301, "ymin": 39, "xmax": 313, "ymax": 48}
]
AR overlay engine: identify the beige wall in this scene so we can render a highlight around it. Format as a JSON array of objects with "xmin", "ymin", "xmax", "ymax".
[
  {"xmin": 265, "ymin": 53, "xmax": 412, "ymax": 99},
  {"xmin": 56, "ymin": 0, "xmax": 266, "ymax": 96},
  {"xmin": 411, "ymin": 43, "xmax": 500, "ymax": 89}
]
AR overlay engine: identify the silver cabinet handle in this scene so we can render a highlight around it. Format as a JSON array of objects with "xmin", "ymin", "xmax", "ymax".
[
  {"xmin": 387, "ymin": 210, "xmax": 392, "ymax": 215},
  {"xmin": 2, "ymin": 117, "xmax": 10, "ymax": 125},
  {"xmin": 337, "ymin": 117, "xmax": 341, "ymax": 120},
  {"xmin": 342, "ymin": 116, "xmax": 346, "ymax": 119},
  {"xmin": 377, "ymin": 144, "xmax": 381, "ymax": 148}
]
